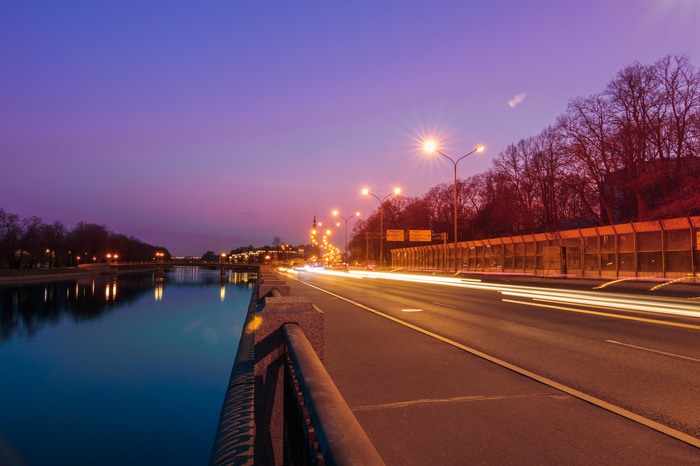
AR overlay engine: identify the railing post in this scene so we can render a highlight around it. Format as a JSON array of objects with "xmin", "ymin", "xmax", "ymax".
[{"xmin": 258, "ymin": 279, "xmax": 291, "ymax": 300}]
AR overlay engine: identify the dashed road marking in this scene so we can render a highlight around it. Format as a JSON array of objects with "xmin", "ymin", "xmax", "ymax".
[{"xmin": 606, "ymin": 340, "xmax": 700, "ymax": 363}]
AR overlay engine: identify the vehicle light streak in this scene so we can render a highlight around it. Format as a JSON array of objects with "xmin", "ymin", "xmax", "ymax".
[
  {"xmin": 431, "ymin": 302, "xmax": 458, "ymax": 309},
  {"xmin": 289, "ymin": 269, "xmax": 700, "ymax": 320},
  {"xmin": 348, "ymin": 270, "xmax": 482, "ymax": 285},
  {"xmin": 499, "ymin": 290, "xmax": 700, "ymax": 319},
  {"xmin": 650, "ymin": 276, "xmax": 694, "ymax": 291},
  {"xmin": 502, "ymin": 299, "xmax": 700, "ymax": 330},
  {"xmin": 593, "ymin": 278, "xmax": 632, "ymax": 289}
]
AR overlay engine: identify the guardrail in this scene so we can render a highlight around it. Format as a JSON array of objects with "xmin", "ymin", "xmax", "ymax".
[
  {"xmin": 284, "ymin": 323, "xmax": 384, "ymax": 465},
  {"xmin": 210, "ymin": 268, "xmax": 384, "ymax": 466}
]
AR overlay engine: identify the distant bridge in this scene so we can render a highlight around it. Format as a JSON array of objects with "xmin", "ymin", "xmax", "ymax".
[{"xmin": 79, "ymin": 261, "xmax": 260, "ymax": 273}]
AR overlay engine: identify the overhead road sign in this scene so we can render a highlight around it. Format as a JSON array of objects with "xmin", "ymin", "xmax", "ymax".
[
  {"xmin": 386, "ymin": 229, "xmax": 405, "ymax": 241},
  {"xmin": 409, "ymin": 230, "xmax": 432, "ymax": 242}
]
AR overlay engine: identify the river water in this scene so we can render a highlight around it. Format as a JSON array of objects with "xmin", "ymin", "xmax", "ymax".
[{"xmin": 0, "ymin": 268, "xmax": 253, "ymax": 466}]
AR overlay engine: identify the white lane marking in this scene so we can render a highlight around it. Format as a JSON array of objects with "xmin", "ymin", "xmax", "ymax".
[
  {"xmin": 606, "ymin": 340, "xmax": 700, "ymax": 363},
  {"xmin": 401, "ymin": 308, "xmax": 423, "ymax": 313},
  {"xmin": 431, "ymin": 301, "xmax": 457, "ymax": 309}
]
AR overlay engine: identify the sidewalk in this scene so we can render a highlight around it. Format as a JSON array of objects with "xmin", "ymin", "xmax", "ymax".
[{"xmin": 281, "ymin": 272, "xmax": 699, "ymax": 465}]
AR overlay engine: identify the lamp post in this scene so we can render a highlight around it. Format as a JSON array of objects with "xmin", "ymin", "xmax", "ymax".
[
  {"xmin": 332, "ymin": 210, "xmax": 360, "ymax": 263},
  {"xmin": 423, "ymin": 140, "xmax": 484, "ymax": 273},
  {"xmin": 311, "ymin": 215, "xmax": 319, "ymax": 265},
  {"xmin": 361, "ymin": 187, "xmax": 401, "ymax": 268}
]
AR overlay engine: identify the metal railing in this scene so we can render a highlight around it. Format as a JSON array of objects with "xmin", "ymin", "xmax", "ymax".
[
  {"xmin": 211, "ymin": 272, "xmax": 384, "ymax": 465},
  {"xmin": 284, "ymin": 324, "xmax": 385, "ymax": 466}
]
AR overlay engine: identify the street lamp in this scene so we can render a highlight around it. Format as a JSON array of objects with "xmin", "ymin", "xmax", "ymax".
[
  {"xmin": 311, "ymin": 215, "xmax": 320, "ymax": 265},
  {"xmin": 423, "ymin": 140, "xmax": 484, "ymax": 273},
  {"xmin": 332, "ymin": 209, "xmax": 360, "ymax": 262},
  {"xmin": 361, "ymin": 187, "xmax": 401, "ymax": 268}
]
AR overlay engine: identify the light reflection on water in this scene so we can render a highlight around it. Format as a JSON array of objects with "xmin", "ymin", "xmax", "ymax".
[{"xmin": 0, "ymin": 268, "xmax": 253, "ymax": 466}]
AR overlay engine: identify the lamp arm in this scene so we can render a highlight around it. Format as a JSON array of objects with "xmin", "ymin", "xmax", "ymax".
[{"xmin": 455, "ymin": 147, "xmax": 480, "ymax": 165}]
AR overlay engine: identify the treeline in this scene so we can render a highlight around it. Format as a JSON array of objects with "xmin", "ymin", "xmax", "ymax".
[
  {"xmin": 0, "ymin": 208, "xmax": 170, "ymax": 269},
  {"xmin": 350, "ymin": 55, "xmax": 700, "ymax": 261}
]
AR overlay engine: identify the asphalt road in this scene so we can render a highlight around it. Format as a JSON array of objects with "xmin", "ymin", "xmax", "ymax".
[{"xmin": 288, "ymin": 269, "xmax": 700, "ymax": 444}]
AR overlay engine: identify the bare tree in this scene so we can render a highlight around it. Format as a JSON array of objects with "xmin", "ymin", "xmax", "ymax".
[
  {"xmin": 0, "ymin": 209, "xmax": 21, "ymax": 268},
  {"xmin": 605, "ymin": 61, "xmax": 664, "ymax": 220},
  {"xmin": 559, "ymin": 94, "xmax": 619, "ymax": 224},
  {"xmin": 424, "ymin": 183, "xmax": 453, "ymax": 238},
  {"xmin": 493, "ymin": 138, "xmax": 539, "ymax": 232}
]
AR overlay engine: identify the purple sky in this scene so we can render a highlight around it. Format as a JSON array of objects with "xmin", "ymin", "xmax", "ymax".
[{"xmin": 2, "ymin": 1, "xmax": 700, "ymax": 256}]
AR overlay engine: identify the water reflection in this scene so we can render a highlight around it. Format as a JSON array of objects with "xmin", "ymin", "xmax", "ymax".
[
  {"xmin": 0, "ymin": 267, "xmax": 254, "ymax": 466},
  {"xmin": 1, "ymin": 274, "xmax": 153, "ymax": 341},
  {"xmin": 168, "ymin": 267, "xmax": 255, "ymax": 287},
  {"xmin": 0, "ymin": 268, "xmax": 257, "ymax": 341}
]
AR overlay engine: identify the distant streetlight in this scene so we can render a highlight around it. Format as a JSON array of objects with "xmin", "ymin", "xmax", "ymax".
[
  {"xmin": 423, "ymin": 140, "xmax": 484, "ymax": 272},
  {"xmin": 361, "ymin": 187, "xmax": 401, "ymax": 268},
  {"xmin": 333, "ymin": 209, "xmax": 361, "ymax": 261},
  {"xmin": 311, "ymin": 215, "xmax": 319, "ymax": 265}
]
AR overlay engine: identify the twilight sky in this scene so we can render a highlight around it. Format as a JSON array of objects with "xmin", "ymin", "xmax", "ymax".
[{"xmin": 2, "ymin": 1, "xmax": 700, "ymax": 256}]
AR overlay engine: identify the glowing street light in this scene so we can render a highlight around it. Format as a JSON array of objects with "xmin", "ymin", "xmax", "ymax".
[
  {"xmin": 332, "ymin": 209, "xmax": 361, "ymax": 261},
  {"xmin": 361, "ymin": 187, "xmax": 401, "ymax": 268},
  {"xmin": 423, "ymin": 139, "xmax": 484, "ymax": 272}
]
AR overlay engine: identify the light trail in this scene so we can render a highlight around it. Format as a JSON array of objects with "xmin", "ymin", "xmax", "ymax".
[
  {"xmin": 502, "ymin": 299, "xmax": 700, "ymax": 330},
  {"xmin": 291, "ymin": 268, "xmax": 700, "ymax": 320},
  {"xmin": 431, "ymin": 302, "xmax": 458, "ymax": 309},
  {"xmin": 650, "ymin": 276, "xmax": 695, "ymax": 291},
  {"xmin": 500, "ymin": 289, "xmax": 700, "ymax": 319}
]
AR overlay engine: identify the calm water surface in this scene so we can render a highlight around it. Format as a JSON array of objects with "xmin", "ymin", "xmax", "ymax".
[{"xmin": 0, "ymin": 268, "xmax": 253, "ymax": 466}]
